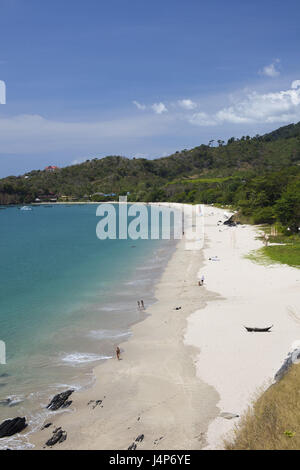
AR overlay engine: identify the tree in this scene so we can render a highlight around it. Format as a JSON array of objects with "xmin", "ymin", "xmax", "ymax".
[{"xmin": 274, "ymin": 182, "xmax": 300, "ymax": 232}]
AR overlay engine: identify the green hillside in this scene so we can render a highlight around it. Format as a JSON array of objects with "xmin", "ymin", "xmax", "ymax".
[{"xmin": 1, "ymin": 121, "xmax": 300, "ymax": 232}]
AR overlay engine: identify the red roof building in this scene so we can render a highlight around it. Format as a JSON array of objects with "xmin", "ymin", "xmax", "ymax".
[{"xmin": 45, "ymin": 165, "xmax": 59, "ymax": 171}]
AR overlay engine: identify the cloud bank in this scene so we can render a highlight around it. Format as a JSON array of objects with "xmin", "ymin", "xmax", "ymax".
[
  {"xmin": 189, "ymin": 80, "xmax": 300, "ymax": 126},
  {"xmin": 1, "ymin": 80, "xmax": 300, "ymax": 158}
]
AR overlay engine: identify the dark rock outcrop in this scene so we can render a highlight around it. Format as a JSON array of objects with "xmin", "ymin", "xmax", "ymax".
[
  {"xmin": 0, "ymin": 417, "xmax": 27, "ymax": 438},
  {"xmin": 223, "ymin": 215, "xmax": 238, "ymax": 227},
  {"xmin": 41, "ymin": 422, "xmax": 52, "ymax": 430},
  {"xmin": 128, "ymin": 442, "xmax": 137, "ymax": 450},
  {"xmin": 45, "ymin": 427, "xmax": 67, "ymax": 446},
  {"xmin": 46, "ymin": 389, "xmax": 74, "ymax": 411}
]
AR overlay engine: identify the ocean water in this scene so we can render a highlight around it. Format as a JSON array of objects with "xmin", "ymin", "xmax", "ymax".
[{"xmin": 0, "ymin": 203, "xmax": 177, "ymax": 448}]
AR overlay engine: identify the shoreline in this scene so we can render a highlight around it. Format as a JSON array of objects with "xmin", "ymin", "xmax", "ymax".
[{"xmin": 30, "ymin": 204, "xmax": 220, "ymax": 450}]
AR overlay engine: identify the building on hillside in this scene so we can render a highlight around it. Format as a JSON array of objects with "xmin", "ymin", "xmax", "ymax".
[
  {"xmin": 45, "ymin": 165, "xmax": 59, "ymax": 172},
  {"xmin": 36, "ymin": 194, "xmax": 58, "ymax": 202}
]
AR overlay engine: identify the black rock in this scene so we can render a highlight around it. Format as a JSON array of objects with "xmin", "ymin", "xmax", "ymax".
[
  {"xmin": 46, "ymin": 389, "xmax": 74, "ymax": 411},
  {"xmin": 0, "ymin": 417, "xmax": 27, "ymax": 438},
  {"xmin": 41, "ymin": 422, "xmax": 52, "ymax": 430},
  {"xmin": 128, "ymin": 442, "xmax": 137, "ymax": 450},
  {"xmin": 45, "ymin": 428, "xmax": 67, "ymax": 446},
  {"xmin": 223, "ymin": 215, "xmax": 237, "ymax": 227}
]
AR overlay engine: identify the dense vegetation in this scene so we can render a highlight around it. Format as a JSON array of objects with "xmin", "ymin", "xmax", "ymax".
[{"xmin": 1, "ymin": 121, "xmax": 300, "ymax": 232}]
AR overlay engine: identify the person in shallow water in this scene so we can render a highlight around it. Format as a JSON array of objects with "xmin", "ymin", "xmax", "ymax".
[{"xmin": 116, "ymin": 347, "xmax": 121, "ymax": 360}]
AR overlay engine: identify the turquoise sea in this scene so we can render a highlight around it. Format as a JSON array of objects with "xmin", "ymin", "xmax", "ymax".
[{"xmin": 0, "ymin": 204, "xmax": 177, "ymax": 448}]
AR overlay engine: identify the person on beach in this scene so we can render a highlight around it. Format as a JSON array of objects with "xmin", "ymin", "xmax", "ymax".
[
  {"xmin": 116, "ymin": 346, "xmax": 121, "ymax": 360},
  {"xmin": 141, "ymin": 300, "xmax": 144, "ymax": 309},
  {"xmin": 137, "ymin": 301, "xmax": 140, "ymax": 309},
  {"xmin": 264, "ymin": 233, "xmax": 269, "ymax": 246}
]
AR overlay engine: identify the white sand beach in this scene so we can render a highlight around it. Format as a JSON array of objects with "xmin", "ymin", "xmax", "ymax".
[
  {"xmin": 29, "ymin": 204, "xmax": 300, "ymax": 450},
  {"xmin": 185, "ymin": 206, "xmax": 300, "ymax": 449}
]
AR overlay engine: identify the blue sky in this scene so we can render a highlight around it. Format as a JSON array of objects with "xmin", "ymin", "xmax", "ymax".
[{"xmin": 0, "ymin": 0, "xmax": 300, "ymax": 177}]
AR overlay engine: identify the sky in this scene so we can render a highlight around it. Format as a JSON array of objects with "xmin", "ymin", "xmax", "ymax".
[{"xmin": 0, "ymin": 0, "xmax": 300, "ymax": 177}]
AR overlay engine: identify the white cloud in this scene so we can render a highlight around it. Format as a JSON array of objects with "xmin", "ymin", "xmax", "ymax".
[
  {"xmin": 259, "ymin": 59, "xmax": 280, "ymax": 78},
  {"xmin": 133, "ymin": 100, "xmax": 146, "ymax": 110},
  {"xmin": 189, "ymin": 80, "xmax": 300, "ymax": 127},
  {"xmin": 291, "ymin": 80, "xmax": 300, "ymax": 90},
  {"xmin": 133, "ymin": 100, "xmax": 168, "ymax": 114},
  {"xmin": 0, "ymin": 113, "xmax": 172, "ymax": 154},
  {"xmin": 178, "ymin": 99, "xmax": 197, "ymax": 110},
  {"xmin": 151, "ymin": 102, "xmax": 168, "ymax": 114},
  {"xmin": 189, "ymin": 112, "xmax": 217, "ymax": 126}
]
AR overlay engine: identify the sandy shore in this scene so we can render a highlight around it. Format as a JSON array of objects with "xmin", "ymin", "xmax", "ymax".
[
  {"xmin": 185, "ymin": 206, "xmax": 300, "ymax": 449},
  {"xmin": 31, "ymin": 207, "xmax": 219, "ymax": 450},
  {"xmin": 28, "ymin": 204, "xmax": 300, "ymax": 450}
]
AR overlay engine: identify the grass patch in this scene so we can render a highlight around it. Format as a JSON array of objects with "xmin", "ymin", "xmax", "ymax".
[
  {"xmin": 244, "ymin": 248, "xmax": 272, "ymax": 266},
  {"xmin": 246, "ymin": 232, "xmax": 300, "ymax": 268},
  {"xmin": 166, "ymin": 176, "xmax": 235, "ymax": 186},
  {"xmin": 225, "ymin": 363, "xmax": 300, "ymax": 450},
  {"xmin": 261, "ymin": 233, "xmax": 300, "ymax": 268},
  {"xmin": 262, "ymin": 244, "xmax": 300, "ymax": 268}
]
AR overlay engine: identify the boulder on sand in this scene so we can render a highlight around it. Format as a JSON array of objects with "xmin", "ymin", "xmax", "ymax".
[
  {"xmin": 46, "ymin": 389, "xmax": 74, "ymax": 411},
  {"xmin": 223, "ymin": 215, "xmax": 239, "ymax": 227},
  {"xmin": 45, "ymin": 427, "xmax": 67, "ymax": 447},
  {"xmin": 0, "ymin": 417, "xmax": 27, "ymax": 438}
]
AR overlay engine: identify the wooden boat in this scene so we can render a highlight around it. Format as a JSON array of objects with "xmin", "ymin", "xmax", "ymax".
[{"xmin": 244, "ymin": 325, "xmax": 273, "ymax": 332}]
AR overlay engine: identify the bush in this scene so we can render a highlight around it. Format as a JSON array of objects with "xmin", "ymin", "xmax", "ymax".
[{"xmin": 252, "ymin": 207, "xmax": 274, "ymax": 224}]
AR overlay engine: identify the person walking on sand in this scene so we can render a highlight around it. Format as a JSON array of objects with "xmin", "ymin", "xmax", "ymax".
[
  {"xmin": 141, "ymin": 300, "xmax": 144, "ymax": 309},
  {"xmin": 137, "ymin": 300, "xmax": 140, "ymax": 309},
  {"xmin": 116, "ymin": 346, "xmax": 121, "ymax": 360}
]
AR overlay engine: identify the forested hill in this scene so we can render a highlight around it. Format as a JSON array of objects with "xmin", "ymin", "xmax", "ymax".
[{"xmin": 1, "ymin": 121, "xmax": 300, "ymax": 231}]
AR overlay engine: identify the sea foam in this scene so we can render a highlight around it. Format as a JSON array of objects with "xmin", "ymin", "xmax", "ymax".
[{"xmin": 61, "ymin": 352, "xmax": 112, "ymax": 365}]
